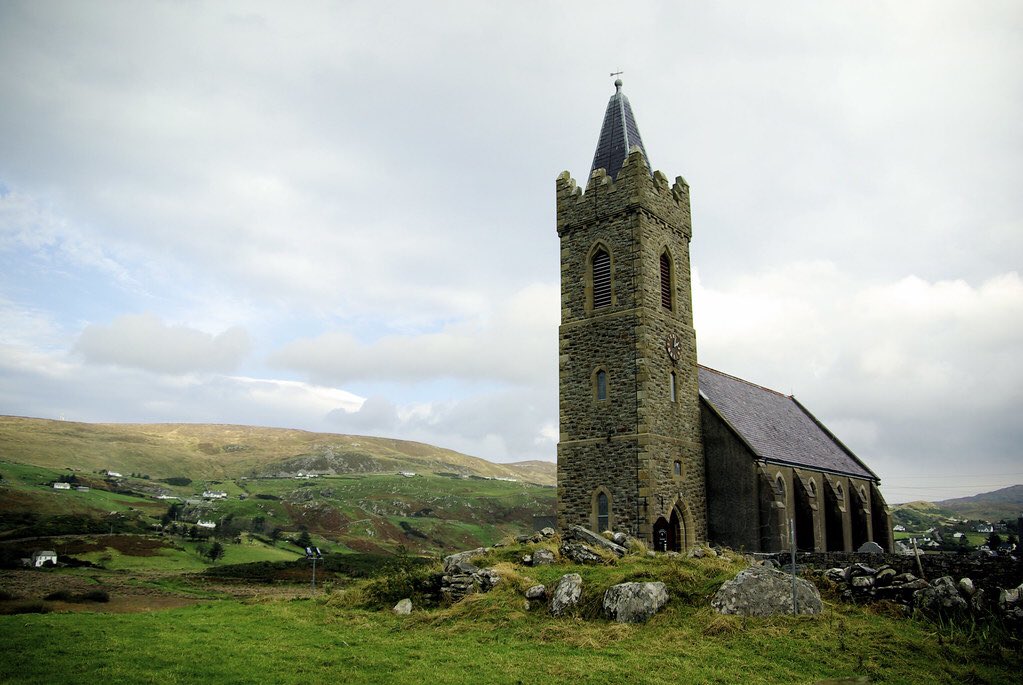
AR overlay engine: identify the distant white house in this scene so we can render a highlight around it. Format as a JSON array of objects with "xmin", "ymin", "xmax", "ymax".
[
  {"xmin": 52, "ymin": 482, "xmax": 71, "ymax": 490},
  {"xmin": 952, "ymin": 532, "xmax": 964, "ymax": 539},
  {"xmin": 975, "ymin": 524, "xmax": 994, "ymax": 533},
  {"xmin": 893, "ymin": 524, "xmax": 906, "ymax": 532},
  {"xmin": 75, "ymin": 486, "xmax": 90, "ymax": 492},
  {"xmin": 31, "ymin": 550, "xmax": 57, "ymax": 567},
  {"xmin": 399, "ymin": 471, "xmax": 416, "ymax": 478},
  {"xmin": 196, "ymin": 520, "xmax": 217, "ymax": 529},
  {"xmin": 202, "ymin": 491, "xmax": 228, "ymax": 499},
  {"xmin": 105, "ymin": 471, "xmax": 123, "ymax": 478},
  {"xmin": 156, "ymin": 494, "xmax": 179, "ymax": 500}
]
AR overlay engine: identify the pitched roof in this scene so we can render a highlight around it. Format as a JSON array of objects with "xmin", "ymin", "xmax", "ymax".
[
  {"xmin": 590, "ymin": 79, "xmax": 650, "ymax": 179},
  {"xmin": 698, "ymin": 365, "xmax": 877, "ymax": 480}
]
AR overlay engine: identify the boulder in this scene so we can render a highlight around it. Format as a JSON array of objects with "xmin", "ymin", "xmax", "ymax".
[
  {"xmin": 532, "ymin": 548, "xmax": 555, "ymax": 566},
  {"xmin": 857, "ymin": 541, "xmax": 885, "ymax": 554},
  {"xmin": 525, "ymin": 584, "xmax": 547, "ymax": 600},
  {"xmin": 958, "ymin": 578, "xmax": 975, "ymax": 597},
  {"xmin": 711, "ymin": 566, "xmax": 823, "ymax": 616},
  {"xmin": 551, "ymin": 573, "xmax": 583, "ymax": 616},
  {"xmin": 824, "ymin": 568, "xmax": 846, "ymax": 584},
  {"xmin": 914, "ymin": 576, "xmax": 968, "ymax": 620},
  {"xmin": 443, "ymin": 547, "xmax": 487, "ymax": 573},
  {"xmin": 567, "ymin": 525, "xmax": 628, "ymax": 557},
  {"xmin": 603, "ymin": 582, "xmax": 669, "ymax": 623},
  {"xmin": 393, "ymin": 598, "xmax": 412, "ymax": 615},
  {"xmin": 540, "ymin": 527, "xmax": 556, "ymax": 538},
  {"xmin": 560, "ymin": 541, "xmax": 603, "ymax": 564}
]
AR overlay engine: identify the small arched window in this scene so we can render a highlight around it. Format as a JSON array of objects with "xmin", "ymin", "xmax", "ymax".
[
  {"xmin": 673, "ymin": 460, "xmax": 682, "ymax": 477},
  {"xmin": 836, "ymin": 483, "xmax": 844, "ymax": 498},
  {"xmin": 597, "ymin": 491, "xmax": 610, "ymax": 532},
  {"xmin": 592, "ymin": 248, "xmax": 611, "ymax": 309},
  {"xmin": 670, "ymin": 371, "xmax": 677, "ymax": 402},
  {"xmin": 809, "ymin": 479, "xmax": 817, "ymax": 497},
  {"xmin": 596, "ymin": 369, "xmax": 607, "ymax": 401},
  {"xmin": 775, "ymin": 475, "xmax": 786, "ymax": 497},
  {"xmin": 660, "ymin": 251, "xmax": 672, "ymax": 310}
]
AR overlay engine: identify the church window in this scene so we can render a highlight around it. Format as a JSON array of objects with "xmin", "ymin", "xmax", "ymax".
[
  {"xmin": 809, "ymin": 479, "xmax": 817, "ymax": 497},
  {"xmin": 673, "ymin": 460, "xmax": 682, "ymax": 477},
  {"xmin": 596, "ymin": 369, "xmax": 607, "ymax": 400},
  {"xmin": 836, "ymin": 483, "xmax": 844, "ymax": 498},
  {"xmin": 597, "ymin": 491, "xmax": 609, "ymax": 532},
  {"xmin": 775, "ymin": 474, "xmax": 786, "ymax": 497},
  {"xmin": 670, "ymin": 371, "xmax": 677, "ymax": 402},
  {"xmin": 660, "ymin": 251, "xmax": 672, "ymax": 310},
  {"xmin": 592, "ymin": 248, "xmax": 612, "ymax": 309}
]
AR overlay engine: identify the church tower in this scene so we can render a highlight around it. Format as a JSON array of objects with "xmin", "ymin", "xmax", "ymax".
[{"xmin": 556, "ymin": 80, "xmax": 706, "ymax": 550}]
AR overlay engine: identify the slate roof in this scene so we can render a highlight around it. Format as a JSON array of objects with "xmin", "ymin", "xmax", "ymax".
[
  {"xmin": 590, "ymin": 79, "xmax": 650, "ymax": 179},
  {"xmin": 698, "ymin": 365, "xmax": 877, "ymax": 481}
]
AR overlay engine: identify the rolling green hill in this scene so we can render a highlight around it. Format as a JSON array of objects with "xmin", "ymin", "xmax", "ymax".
[
  {"xmin": 0, "ymin": 416, "xmax": 557, "ymax": 555},
  {"xmin": 0, "ymin": 416, "xmax": 554, "ymax": 484}
]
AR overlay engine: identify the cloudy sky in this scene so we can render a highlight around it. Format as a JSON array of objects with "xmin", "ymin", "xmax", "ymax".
[{"xmin": 1, "ymin": 1, "xmax": 1020, "ymax": 503}]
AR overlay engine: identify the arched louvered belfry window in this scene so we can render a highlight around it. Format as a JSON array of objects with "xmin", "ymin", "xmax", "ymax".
[
  {"xmin": 591, "ymin": 248, "xmax": 611, "ymax": 309},
  {"xmin": 660, "ymin": 251, "xmax": 673, "ymax": 310}
]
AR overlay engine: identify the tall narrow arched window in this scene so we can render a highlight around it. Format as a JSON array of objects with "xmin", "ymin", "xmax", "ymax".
[
  {"xmin": 597, "ymin": 491, "xmax": 609, "ymax": 532},
  {"xmin": 592, "ymin": 248, "xmax": 611, "ymax": 309},
  {"xmin": 670, "ymin": 371, "xmax": 677, "ymax": 402},
  {"xmin": 596, "ymin": 369, "xmax": 607, "ymax": 401},
  {"xmin": 660, "ymin": 251, "xmax": 672, "ymax": 310}
]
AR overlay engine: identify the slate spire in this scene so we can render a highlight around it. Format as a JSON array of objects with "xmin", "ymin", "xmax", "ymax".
[{"xmin": 590, "ymin": 78, "xmax": 650, "ymax": 179}]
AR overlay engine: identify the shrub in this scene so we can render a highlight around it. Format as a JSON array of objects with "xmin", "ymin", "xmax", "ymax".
[
  {"xmin": 80, "ymin": 590, "xmax": 110, "ymax": 603},
  {"xmin": 44, "ymin": 590, "xmax": 74, "ymax": 602},
  {"xmin": 0, "ymin": 600, "xmax": 50, "ymax": 615}
]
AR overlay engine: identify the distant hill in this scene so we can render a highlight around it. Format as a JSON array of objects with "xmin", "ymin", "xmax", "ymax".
[
  {"xmin": 891, "ymin": 485, "xmax": 1023, "ymax": 530},
  {"xmin": 934, "ymin": 484, "xmax": 1023, "ymax": 522},
  {"xmin": 0, "ymin": 416, "xmax": 555, "ymax": 485}
]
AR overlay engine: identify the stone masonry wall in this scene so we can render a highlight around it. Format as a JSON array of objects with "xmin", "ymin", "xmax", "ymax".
[{"xmin": 557, "ymin": 149, "xmax": 706, "ymax": 544}]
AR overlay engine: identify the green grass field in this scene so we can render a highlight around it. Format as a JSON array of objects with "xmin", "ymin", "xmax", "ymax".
[{"xmin": 0, "ymin": 589, "xmax": 1017, "ymax": 684}]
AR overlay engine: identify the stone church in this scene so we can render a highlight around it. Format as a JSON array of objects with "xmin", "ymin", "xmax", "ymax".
[{"xmin": 556, "ymin": 80, "xmax": 893, "ymax": 554}]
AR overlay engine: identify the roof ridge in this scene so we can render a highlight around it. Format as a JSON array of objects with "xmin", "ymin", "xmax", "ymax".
[{"xmin": 697, "ymin": 364, "xmax": 790, "ymax": 399}]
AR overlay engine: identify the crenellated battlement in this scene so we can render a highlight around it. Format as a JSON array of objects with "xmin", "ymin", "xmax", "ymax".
[{"xmin": 556, "ymin": 147, "xmax": 690, "ymax": 238}]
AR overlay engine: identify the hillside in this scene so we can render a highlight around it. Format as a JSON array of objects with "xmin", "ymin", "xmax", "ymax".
[
  {"xmin": 0, "ymin": 416, "xmax": 555, "ymax": 485},
  {"xmin": 935, "ymin": 484, "xmax": 1023, "ymax": 522}
]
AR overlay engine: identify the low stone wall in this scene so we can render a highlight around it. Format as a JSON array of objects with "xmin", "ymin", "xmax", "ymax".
[{"xmin": 757, "ymin": 551, "xmax": 1023, "ymax": 593}]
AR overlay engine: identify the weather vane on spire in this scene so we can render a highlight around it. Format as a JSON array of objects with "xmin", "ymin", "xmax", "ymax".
[{"xmin": 610, "ymin": 70, "xmax": 623, "ymax": 92}]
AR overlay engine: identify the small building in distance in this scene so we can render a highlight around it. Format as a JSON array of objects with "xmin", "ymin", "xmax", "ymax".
[
  {"xmin": 31, "ymin": 550, "xmax": 57, "ymax": 567},
  {"xmin": 52, "ymin": 482, "xmax": 71, "ymax": 490}
]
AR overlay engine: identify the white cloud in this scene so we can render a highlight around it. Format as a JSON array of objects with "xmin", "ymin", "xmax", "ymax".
[
  {"xmin": 270, "ymin": 283, "xmax": 559, "ymax": 386},
  {"xmin": 694, "ymin": 265, "xmax": 1023, "ymax": 500},
  {"xmin": 75, "ymin": 313, "xmax": 251, "ymax": 375}
]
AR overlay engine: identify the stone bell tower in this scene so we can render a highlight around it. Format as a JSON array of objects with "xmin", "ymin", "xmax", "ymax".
[{"xmin": 555, "ymin": 79, "xmax": 706, "ymax": 550}]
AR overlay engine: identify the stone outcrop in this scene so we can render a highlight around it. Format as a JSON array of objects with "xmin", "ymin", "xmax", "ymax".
[
  {"xmin": 551, "ymin": 573, "xmax": 583, "ymax": 616},
  {"xmin": 711, "ymin": 566, "xmax": 823, "ymax": 616},
  {"xmin": 440, "ymin": 560, "xmax": 500, "ymax": 602},
  {"xmin": 567, "ymin": 525, "xmax": 627, "ymax": 557},
  {"xmin": 532, "ymin": 548, "xmax": 555, "ymax": 566},
  {"xmin": 603, "ymin": 582, "xmax": 669, "ymax": 623},
  {"xmin": 443, "ymin": 547, "xmax": 488, "ymax": 573},
  {"xmin": 393, "ymin": 598, "xmax": 412, "ymax": 615},
  {"xmin": 559, "ymin": 541, "xmax": 603, "ymax": 564}
]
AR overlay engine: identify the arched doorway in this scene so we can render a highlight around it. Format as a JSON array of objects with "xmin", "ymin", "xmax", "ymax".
[
  {"xmin": 870, "ymin": 484, "xmax": 893, "ymax": 552},
  {"xmin": 824, "ymin": 480, "xmax": 846, "ymax": 552},
  {"xmin": 793, "ymin": 477, "xmax": 816, "ymax": 551},
  {"xmin": 652, "ymin": 503, "xmax": 691, "ymax": 552},
  {"xmin": 850, "ymin": 487, "xmax": 869, "ymax": 550}
]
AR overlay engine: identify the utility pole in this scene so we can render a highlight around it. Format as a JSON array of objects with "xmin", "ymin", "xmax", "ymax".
[{"xmin": 790, "ymin": 518, "xmax": 798, "ymax": 615}]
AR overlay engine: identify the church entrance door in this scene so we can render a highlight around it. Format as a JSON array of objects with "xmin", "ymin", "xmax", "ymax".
[{"xmin": 652, "ymin": 510, "xmax": 684, "ymax": 552}]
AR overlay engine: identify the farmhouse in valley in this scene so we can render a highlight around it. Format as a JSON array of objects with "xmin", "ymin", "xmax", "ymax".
[{"xmin": 556, "ymin": 80, "xmax": 893, "ymax": 553}]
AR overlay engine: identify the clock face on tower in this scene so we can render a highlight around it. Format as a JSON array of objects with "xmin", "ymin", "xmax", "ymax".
[{"xmin": 665, "ymin": 333, "xmax": 683, "ymax": 362}]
